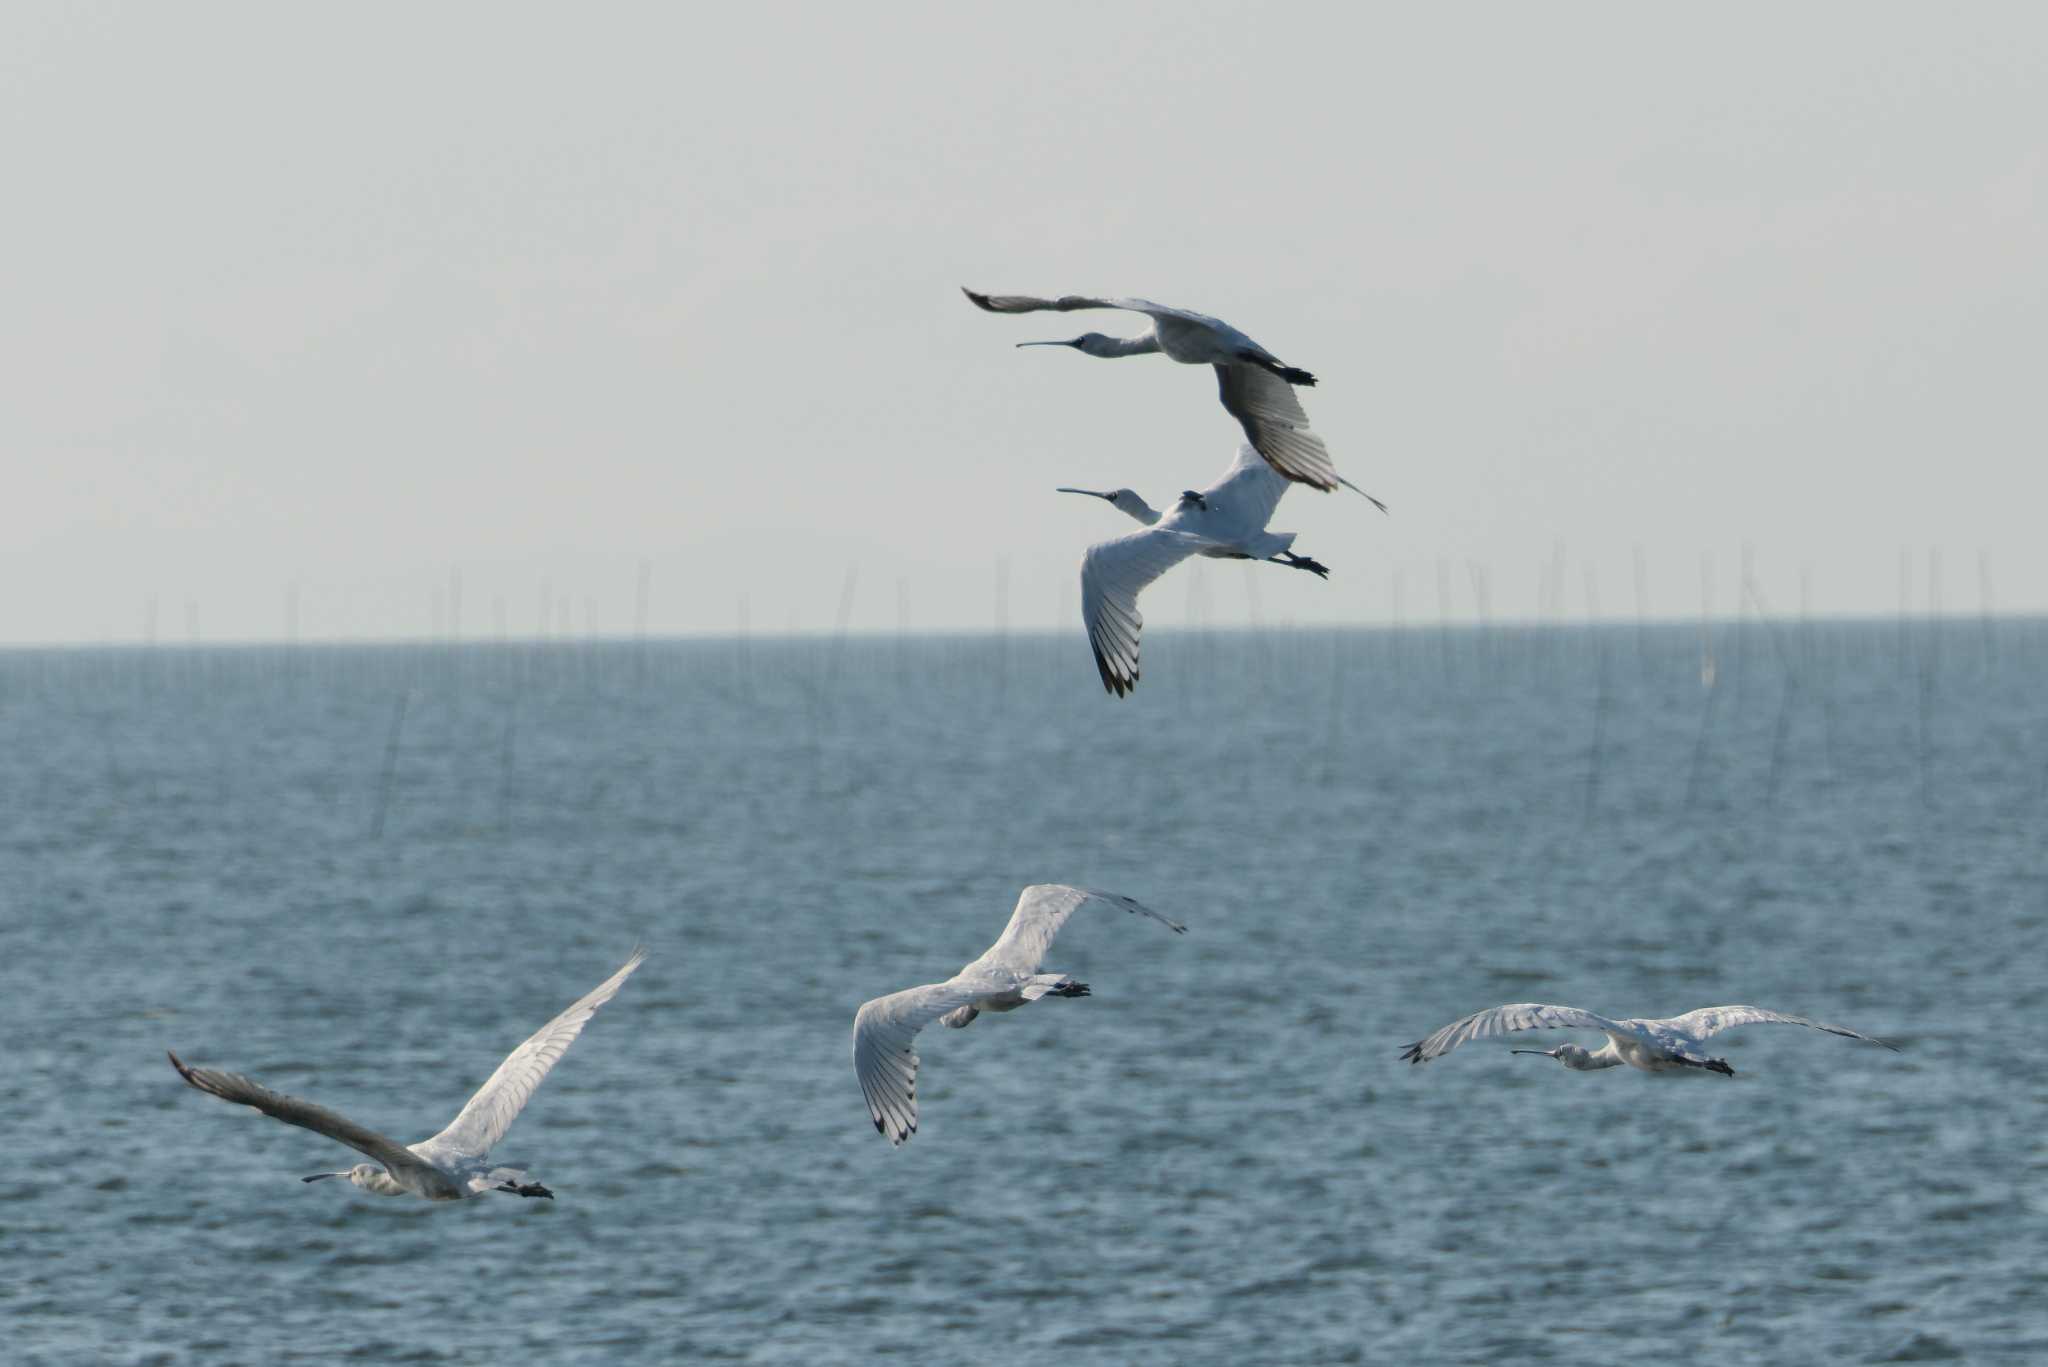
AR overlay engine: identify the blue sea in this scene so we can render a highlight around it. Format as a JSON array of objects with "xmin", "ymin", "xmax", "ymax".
[{"xmin": 3, "ymin": 621, "xmax": 2043, "ymax": 1364}]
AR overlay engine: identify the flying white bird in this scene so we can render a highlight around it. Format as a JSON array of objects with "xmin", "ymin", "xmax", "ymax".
[
  {"xmin": 1400, "ymin": 1001, "xmax": 1899, "ymax": 1077},
  {"xmin": 962, "ymin": 288, "xmax": 1384, "ymax": 507},
  {"xmin": 168, "ymin": 948, "xmax": 645, "ymax": 1200},
  {"xmin": 853, "ymin": 885, "xmax": 1184, "ymax": 1146},
  {"xmin": 1064, "ymin": 441, "xmax": 1332, "ymax": 697}
]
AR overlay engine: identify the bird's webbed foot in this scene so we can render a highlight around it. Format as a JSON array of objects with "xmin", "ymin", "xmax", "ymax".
[
  {"xmin": 1048, "ymin": 980, "xmax": 1091, "ymax": 998},
  {"xmin": 496, "ymin": 1180, "xmax": 555, "ymax": 1199}
]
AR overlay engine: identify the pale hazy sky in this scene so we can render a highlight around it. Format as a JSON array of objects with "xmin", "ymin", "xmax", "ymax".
[{"xmin": 4, "ymin": 3, "xmax": 2043, "ymax": 644}]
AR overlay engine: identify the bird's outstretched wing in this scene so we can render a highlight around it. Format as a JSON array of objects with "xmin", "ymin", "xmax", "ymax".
[
  {"xmin": 1658, "ymin": 1006, "xmax": 1900, "ymax": 1051},
  {"xmin": 851, "ymin": 977, "xmax": 1006, "ymax": 1146},
  {"xmin": 1214, "ymin": 363, "xmax": 1347, "ymax": 493},
  {"xmin": 1080, "ymin": 528, "xmax": 1208, "ymax": 697},
  {"xmin": 964, "ymin": 884, "xmax": 1185, "ymax": 979},
  {"xmin": 1200, "ymin": 441, "xmax": 1294, "ymax": 535},
  {"xmin": 1400, "ymin": 1003, "xmax": 1630, "ymax": 1064},
  {"xmin": 417, "ymin": 948, "xmax": 645, "ymax": 1161},
  {"xmin": 167, "ymin": 1051, "xmax": 436, "ymax": 1179},
  {"xmin": 960, "ymin": 288, "xmax": 1212, "ymax": 327}
]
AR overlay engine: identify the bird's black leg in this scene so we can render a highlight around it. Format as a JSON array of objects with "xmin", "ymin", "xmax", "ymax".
[
  {"xmin": 496, "ymin": 1180, "xmax": 556, "ymax": 1199},
  {"xmin": 1674, "ymin": 1055, "xmax": 1735, "ymax": 1077},
  {"xmin": 1048, "ymin": 979, "xmax": 1091, "ymax": 998},
  {"xmin": 1272, "ymin": 551, "xmax": 1330, "ymax": 579}
]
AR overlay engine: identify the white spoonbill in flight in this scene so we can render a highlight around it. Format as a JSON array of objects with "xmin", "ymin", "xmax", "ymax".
[
  {"xmin": 1066, "ymin": 441, "xmax": 1332, "ymax": 697},
  {"xmin": 853, "ymin": 885, "xmax": 1184, "ymax": 1146},
  {"xmin": 168, "ymin": 948, "xmax": 644, "ymax": 1200},
  {"xmin": 1400, "ymin": 1001, "xmax": 1899, "ymax": 1077},
  {"xmin": 962, "ymin": 288, "xmax": 1385, "ymax": 508}
]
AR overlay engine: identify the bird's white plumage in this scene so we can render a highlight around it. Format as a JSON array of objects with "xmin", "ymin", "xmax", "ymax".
[
  {"xmin": 1071, "ymin": 442, "xmax": 1330, "ymax": 697},
  {"xmin": 965, "ymin": 884, "xmax": 1186, "ymax": 976},
  {"xmin": 962, "ymin": 292, "xmax": 1223, "ymax": 333},
  {"xmin": 851, "ymin": 884, "xmax": 1185, "ymax": 1146},
  {"xmin": 1081, "ymin": 528, "xmax": 1209, "ymax": 698},
  {"xmin": 1401, "ymin": 1002, "xmax": 1629, "ymax": 1064},
  {"xmin": 413, "ymin": 949, "xmax": 646, "ymax": 1164},
  {"xmin": 963, "ymin": 287, "xmax": 1380, "ymax": 499},
  {"xmin": 1195, "ymin": 440, "xmax": 1293, "ymax": 540},
  {"xmin": 1656, "ymin": 1005, "xmax": 1894, "ymax": 1048},
  {"xmin": 170, "ymin": 948, "xmax": 645, "ymax": 1200},
  {"xmin": 1401, "ymin": 999, "xmax": 1899, "ymax": 1073},
  {"xmin": 851, "ymin": 978, "xmax": 1006, "ymax": 1150}
]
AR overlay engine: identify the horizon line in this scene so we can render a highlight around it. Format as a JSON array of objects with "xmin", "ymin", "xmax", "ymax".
[{"xmin": 2, "ymin": 608, "xmax": 2041, "ymax": 654}]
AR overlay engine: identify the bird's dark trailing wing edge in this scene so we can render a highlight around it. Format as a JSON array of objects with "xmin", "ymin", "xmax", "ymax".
[
  {"xmin": 166, "ymin": 1051, "xmax": 424, "ymax": 1175},
  {"xmin": 1213, "ymin": 363, "xmax": 1340, "ymax": 493}
]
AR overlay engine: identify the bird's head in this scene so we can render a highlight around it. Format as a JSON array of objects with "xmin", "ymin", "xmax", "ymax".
[
  {"xmin": 302, "ymin": 1163, "xmax": 381, "ymax": 1187},
  {"xmin": 1020, "ymin": 332, "xmax": 1118, "ymax": 357},
  {"xmin": 1511, "ymin": 1043, "xmax": 1592, "ymax": 1069}
]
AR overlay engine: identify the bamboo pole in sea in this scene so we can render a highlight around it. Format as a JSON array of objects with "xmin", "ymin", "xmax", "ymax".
[
  {"xmin": 368, "ymin": 689, "xmax": 410, "ymax": 840},
  {"xmin": 1582, "ymin": 564, "xmax": 1610, "ymax": 830}
]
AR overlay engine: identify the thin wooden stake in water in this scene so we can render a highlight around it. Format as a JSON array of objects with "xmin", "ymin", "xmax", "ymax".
[
  {"xmin": 896, "ymin": 576, "xmax": 911, "ymax": 691},
  {"xmin": 1744, "ymin": 578, "xmax": 1800, "ymax": 808},
  {"xmin": 1435, "ymin": 558, "xmax": 1452, "ymax": 684},
  {"xmin": 992, "ymin": 556, "xmax": 1009, "ymax": 709},
  {"xmin": 369, "ymin": 690, "xmax": 410, "ymax": 840},
  {"xmin": 736, "ymin": 595, "xmax": 752, "ymax": 704},
  {"xmin": 634, "ymin": 559, "xmax": 652, "ymax": 686},
  {"xmin": 1735, "ymin": 541, "xmax": 1754, "ymax": 714},
  {"xmin": 1633, "ymin": 545, "xmax": 1649, "ymax": 682},
  {"xmin": 495, "ymin": 703, "xmax": 517, "ymax": 835},
  {"xmin": 1683, "ymin": 682, "xmax": 1719, "ymax": 811},
  {"xmin": 1919, "ymin": 548, "xmax": 1941, "ymax": 812},
  {"xmin": 284, "ymin": 580, "xmax": 301, "ymax": 697},
  {"xmin": 1467, "ymin": 561, "xmax": 1493, "ymax": 681},
  {"xmin": 1895, "ymin": 548, "xmax": 1910, "ymax": 676},
  {"xmin": 1584, "ymin": 634, "xmax": 1610, "ymax": 829},
  {"xmin": 1978, "ymin": 549, "xmax": 1995, "ymax": 670},
  {"xmin": 826, "ymin": 565, "xmax": 858, "ymax": 694}
]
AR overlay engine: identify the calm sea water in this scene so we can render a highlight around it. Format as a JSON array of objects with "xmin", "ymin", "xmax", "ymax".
[{"xmin": 3, "ymin": 621, "xmax": 2044, "ymax": 1365}]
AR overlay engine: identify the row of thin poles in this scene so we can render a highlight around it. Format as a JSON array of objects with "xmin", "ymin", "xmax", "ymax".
[
  {"xmin": 5, "ymin": 624, "xmax": 2040, "ymax": 851},
  {"xmin": 3, "ymin": 603, "xmax": 2039, "ymax": 714},
  {"xmin": 38, "ymin": 542, "xmax": 2013, "ymax": 656}
]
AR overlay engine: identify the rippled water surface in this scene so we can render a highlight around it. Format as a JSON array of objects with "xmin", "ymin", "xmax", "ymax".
[{"xmin": 4, "ymin": 622, "xmax": 2045, "ymax": 1364}]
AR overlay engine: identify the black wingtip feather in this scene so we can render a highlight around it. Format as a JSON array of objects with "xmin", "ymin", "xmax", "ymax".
[
  {"xmin": 1091, "ymin": 643, "xmax": 1134, "ymax": 697},
  {"xmin": 167, "ymin": 1051, "xmax": 208, "ymax": 1091}
]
